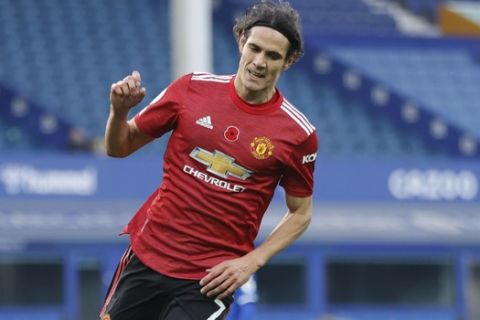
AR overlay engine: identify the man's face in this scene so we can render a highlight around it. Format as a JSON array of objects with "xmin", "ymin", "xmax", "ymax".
[{"xmin": 235, "ymin": 26, "xmax": 290, "ymax": 103}]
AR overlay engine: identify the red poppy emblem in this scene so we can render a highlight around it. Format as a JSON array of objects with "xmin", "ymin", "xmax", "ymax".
[{"xmin": 224, "ymin": 126, "xmax": 240, "ymax": 142}]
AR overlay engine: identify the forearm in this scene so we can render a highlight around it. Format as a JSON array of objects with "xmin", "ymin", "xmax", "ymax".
[
  {"xmin": 105, "ymin": 106, "xmax": 132, "ymax": 157},
  {"xmin": 246, "ymin": 204, "xmax": 311, "ymax": 269},
  {"xmin": 199, "ymin": 196, "xmax": 312, "ymax": 299},
  {"xmin": 106, "ymin": 70, "xmax": 148, "ymax": 157}
]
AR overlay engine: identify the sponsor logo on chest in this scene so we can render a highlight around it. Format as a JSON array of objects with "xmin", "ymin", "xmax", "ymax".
[
  {"xmin": 189, "ymin": 147, "xmax": 252, "ymax": 180},
  {"xmin": 184, "ymin": 147, "xmax": 253, "ymax": 192}
]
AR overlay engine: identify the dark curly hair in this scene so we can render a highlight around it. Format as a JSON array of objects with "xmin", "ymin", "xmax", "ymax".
[{"xmin": 233, "ymin": 0, "xmax": 304, "ymax": 65}]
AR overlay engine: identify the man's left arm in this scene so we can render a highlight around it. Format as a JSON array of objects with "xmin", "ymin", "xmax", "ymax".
[{"xmin": 200, "ymin": 194, "xmax": 312, "ymax": 299}]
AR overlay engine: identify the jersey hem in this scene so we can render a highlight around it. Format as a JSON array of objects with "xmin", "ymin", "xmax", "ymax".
[{"xmin": 130, "ymin": 240, "xmax": 212, "ymax": 281}]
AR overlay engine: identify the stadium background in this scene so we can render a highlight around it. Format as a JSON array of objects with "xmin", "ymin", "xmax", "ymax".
[{"xmin": 1, "ymin": 0, "xmax": 480, "ymax": 319}]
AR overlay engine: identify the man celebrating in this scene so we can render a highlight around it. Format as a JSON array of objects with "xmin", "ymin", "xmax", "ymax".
[{"xmin": 100, "ymin": 1, "xmax": 317, "ymax": 319}]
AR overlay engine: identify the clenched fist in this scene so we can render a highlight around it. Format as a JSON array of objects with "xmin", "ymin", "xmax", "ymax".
[{"xmin": 110, "ymin": 70, "xmax": 146, "ymax": 115}]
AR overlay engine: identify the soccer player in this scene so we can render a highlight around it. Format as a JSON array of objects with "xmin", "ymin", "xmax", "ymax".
[{"xmin": 100, "ymin": 1, "xmax": 317, "ymax": 319}]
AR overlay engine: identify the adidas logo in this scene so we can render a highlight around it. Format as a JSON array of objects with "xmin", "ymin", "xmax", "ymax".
[{"xmin": 196, "ymin": 116, "xmax": 213, "ymax": 129}]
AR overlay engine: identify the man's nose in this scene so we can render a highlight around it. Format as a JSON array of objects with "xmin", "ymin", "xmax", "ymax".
[{"xmin": 253, "ymin": 53, "xmax": 266, "ymax": 68}]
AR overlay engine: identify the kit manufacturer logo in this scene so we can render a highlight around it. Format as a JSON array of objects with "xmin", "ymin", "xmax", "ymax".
[{"xmin": 196, "ymin": 115, "xmax": 213, "ymax": 129}]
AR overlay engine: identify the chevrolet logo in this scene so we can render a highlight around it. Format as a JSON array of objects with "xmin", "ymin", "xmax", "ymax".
[{"xmin": 189, "ymin": 147, "xmax": 253, "ymax": 180}]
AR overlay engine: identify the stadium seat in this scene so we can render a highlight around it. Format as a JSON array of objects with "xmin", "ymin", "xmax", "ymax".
[
  {"xmin": 0, "ymin": 0, "xmax": 469, "ymax": 157},
  {"xmin": 0, "ymin": 0, "xmax": 171, "ymax": 150}
]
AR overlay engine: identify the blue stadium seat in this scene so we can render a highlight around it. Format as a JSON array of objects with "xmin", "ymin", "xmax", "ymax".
[
  {"xmin": 327, "ymin": 44, "xmax": 480, "ymax": 137},
  {"xmin": 0, "ymin": 0, "xmax": 459, "ymax": 157},
  {"xmin": 402, "ymin": 0, "xmax": 480, "ymax": 20},
  {"xmin": 216, "ymin": 0, "xmax": 400, "ymax": 37},
  {"xmin": 0, "ymin": 118, "xmax": 36, "ymax": 151},
  {"xmin": 0, "ymin": 0, "xmax": 171, "ymax": 144}
]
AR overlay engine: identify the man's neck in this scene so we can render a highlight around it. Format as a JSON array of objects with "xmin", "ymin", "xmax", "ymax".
[{"xmin": 234, "ymin": 76, "xmax": 275, "ymax": 105}]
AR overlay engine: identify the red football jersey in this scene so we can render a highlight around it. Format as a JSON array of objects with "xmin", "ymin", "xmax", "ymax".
[{"xmin": 125, "ymin": 73, "xmax": 317, "ymax": 279}]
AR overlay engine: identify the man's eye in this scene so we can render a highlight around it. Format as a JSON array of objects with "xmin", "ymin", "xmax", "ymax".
[{"xmin": 268, "ymin": 53, "xmax": 281, "ymax": 60}]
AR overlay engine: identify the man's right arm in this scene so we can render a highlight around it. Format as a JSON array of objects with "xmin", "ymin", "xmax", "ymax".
[{"xmin": 105, "ymin": 70, "xmax": 153, "ymax": 157}]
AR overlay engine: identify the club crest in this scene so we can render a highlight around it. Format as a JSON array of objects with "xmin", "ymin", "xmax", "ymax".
[{"xmin": 250, "ymin": 136, "xmax": 274, "ymax": 160}]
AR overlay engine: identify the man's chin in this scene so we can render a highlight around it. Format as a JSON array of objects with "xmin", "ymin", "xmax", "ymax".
[{"xmin": 244, "ymin": 80, "xmax": 266, "ymax": 92}]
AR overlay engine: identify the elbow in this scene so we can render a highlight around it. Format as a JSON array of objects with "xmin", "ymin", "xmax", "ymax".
[
  {"xmin": 105, "ymin": 144, "xmax": 130, "ymax": 158},
  {"xmin": 302, "ymin": 214, "xmax": 312, "ymax": 230},
  {"xmin": 299, "ymin": 206, "xmax": 312, "ymax": 230},
  {"xmin": 106, "ymin": 150, "xmax": 125, "ymax": 158},
  {"xmin": 106, "ymin": 150, "xmax": 130, "ymax": 158},
  {"xmin": 291, "ymin": 210, "xmax": 311, "ymax": 232},
  {"xmin": 105, "ymin": 136, "xmax": 133, "ymax": 158}
]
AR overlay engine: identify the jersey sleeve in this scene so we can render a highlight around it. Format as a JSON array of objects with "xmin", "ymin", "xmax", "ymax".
[
  {"xmin": 279, "ymin": 131, "xmax": 318, "ymax": 197},
  {"xmin": 133, "ymin": 74, "xmax": 191, "ymax": 138}
]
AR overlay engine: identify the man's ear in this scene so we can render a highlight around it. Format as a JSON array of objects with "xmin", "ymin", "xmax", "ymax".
[
  {"xmin": 283, "ymin": 53, "xmax": 298, "ymax": 70},
  {"xmin": 283, "ymin": 57, "xmax": 294, "ymax": 70},
  {"xmin": 238, "ymin": 32, "xmax": 246, "ymax": 53}
]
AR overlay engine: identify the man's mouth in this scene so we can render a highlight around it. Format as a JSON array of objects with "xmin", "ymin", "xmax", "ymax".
[{"xmin": 248, "ymin": 70, "xmax": 265, "ymax": 79}]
